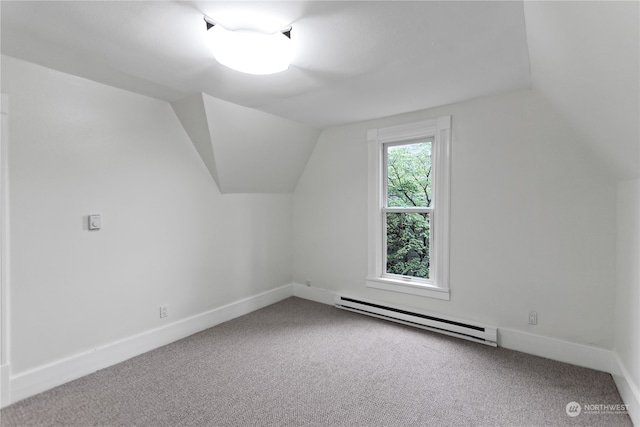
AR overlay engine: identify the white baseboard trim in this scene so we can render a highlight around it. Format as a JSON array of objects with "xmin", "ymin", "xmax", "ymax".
[
  {"xmin": 1, "ymin": 364, "xmax": 9, "ymax": 407},
  {"xmin": 292, "ymin": 283, "xmax": 335, "ymax": 305},
  {"xmin": 293, "ymin": 288, "xmax": 617, "ymax": 373},
  {"xmin": 612, "ymin": 354, "xmax": 640, "ymax": 426},
  {"xmin": 295, "ymin": 290, "xmax": 640, "ymax": 421},
  {"xmin": 498, "ymin": 328, "xmax": 613, "ymax": 373},
  {"xmin": 6, "ymin": 284, "xmax": 293, "ymax": 407},
  {"xmin": 5, "ymin": 285, "xmax": 638, "ymax": 425},
  {"xmin": 497, "ymin": 329, "xmax": 640, "ymax": 422}
]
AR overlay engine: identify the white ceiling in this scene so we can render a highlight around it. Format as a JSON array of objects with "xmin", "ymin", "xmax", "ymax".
[
  {"xmin": 171, "ymin": 92, "xmax": 320, "ymax": 193},
  {"xmin": 523, "ymin": 1, "xmax": 639, "ymax": 180},
  {"xmin": 0, "ymin": 0, "xmax": 531, "ymax": 129},
  {"xmin": 2, "ymin": 1, "xmax": 637, "ymax": 180}
]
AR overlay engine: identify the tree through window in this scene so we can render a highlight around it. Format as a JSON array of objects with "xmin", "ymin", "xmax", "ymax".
[
  {"xmin": 385, "ymin": 141, "xmax": 432, "ymax": 279},
  {"xmin": 367, "ymin": 117, "xmax": 451, "ymax": 300}
]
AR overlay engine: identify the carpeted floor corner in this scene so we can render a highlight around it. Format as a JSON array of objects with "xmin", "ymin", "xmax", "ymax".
[{"xmin": 0, "ymin": 297, "xmax": 632, "ymax": 426}]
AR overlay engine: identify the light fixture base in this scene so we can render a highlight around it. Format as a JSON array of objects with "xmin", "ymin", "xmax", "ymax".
[{"xmin": 203, "ymin": 16, "xmax": 293, "ymax": 75}]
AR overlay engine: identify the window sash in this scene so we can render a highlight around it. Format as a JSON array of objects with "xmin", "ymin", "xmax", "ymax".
[
  {"xmin": 382, "ymin": 207, "xmax": 433, "ymax": 213},
  {"xmin": 382, "ymin": 139, "xmax": 435, "ymax": 283},
  {"xmin": 382, "ymin": 211, "xmax": 434, "ymax": 284},
  {"xmin": 382, "ymin": 139, "xmax": 433, "ymax": 210},
  {"xmin": 367, "ymin": 116, "xmax": 451, "ymax": 301}
]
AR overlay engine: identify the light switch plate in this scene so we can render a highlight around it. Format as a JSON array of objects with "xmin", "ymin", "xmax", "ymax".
[{"xmin": 88, "ymin": 214, "xmax": 101, "ymax": 230}]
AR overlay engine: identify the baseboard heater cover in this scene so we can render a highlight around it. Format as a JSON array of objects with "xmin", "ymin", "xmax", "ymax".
[{"xmin": 335, "ymin": 295, "xmax": 497, "ymax": 347}]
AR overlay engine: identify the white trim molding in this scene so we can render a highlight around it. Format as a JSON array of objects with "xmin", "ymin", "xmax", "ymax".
[
  {"xmin": 5, "ymin": 284, "xmax": 294, "ymax": 407},
  {"xmin": 291, "ymin": 283, "xmax": 335, "ymax": 305},
  {"xmin": 4, "ymin": 284, "xmax": 637, "ymax": 423},
  {"xmin": 293, "ymin": 291, "xmax": 619, "ymax": 373},
  {"xmin": 0, "ymin": 93, "xmax": 10, "ymax": 408},
  {"xmin": 499, "ymin": 328, "xmax": 637, "ymax": 423},
  {"xmin": 0, "ymin": 363, "xmax": 9, "ymax": 408},
  {"xmin": 365, "ymin": 277, "xmax": 450, "ymax": 300},
  {"xmin": 611, "ymin": 353, "xmax": 640, "ymax": 426},
  {"xmin": 498, "ymin": 328, "xmax": 614, "ymax": 373},
  {"xmin": 366, "ymin": 116, "xmax": 451, "ymax": 300}
]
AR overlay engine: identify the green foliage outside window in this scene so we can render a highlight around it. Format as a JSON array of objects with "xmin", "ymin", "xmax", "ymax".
[{"xmin": 386, "ymin": 142, "xmax": 432, "ymax": 279}]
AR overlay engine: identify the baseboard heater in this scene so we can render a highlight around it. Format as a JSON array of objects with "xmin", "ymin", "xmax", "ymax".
[{"xmin": 335, "ymin": 295, "xmax": 497, "ymax": 347}]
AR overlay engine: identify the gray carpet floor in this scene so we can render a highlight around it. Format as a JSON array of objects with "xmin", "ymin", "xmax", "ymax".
[{"xmin": 0, "ymin": 297, "xmax": 632, "ymax": 426}]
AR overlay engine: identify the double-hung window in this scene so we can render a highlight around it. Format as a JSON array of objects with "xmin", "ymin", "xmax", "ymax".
[{"xmin": 367, "ymin": 117, "xmax": 451, "ymax": 300}]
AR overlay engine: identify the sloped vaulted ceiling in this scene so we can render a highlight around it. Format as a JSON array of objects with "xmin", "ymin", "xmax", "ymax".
[
  {"xmin": 0, "ymin": 1, "xmax": 532, "ymax": 193},
  {"xmin": 524, "ymin": 1, "xmax": 639, "ymax": 180},
  {"xmin": 0, "ymin": 1, "xmax": 532, "ymax": 129},
  {"xmin": 171, "ymin": 93, "xmax": 320, "ymax": 193},
  {"xmin": 1, "ymin": 1, "xmax": 637, "ymax": 182}
]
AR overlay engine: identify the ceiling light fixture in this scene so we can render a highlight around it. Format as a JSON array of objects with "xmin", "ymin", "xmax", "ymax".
[{"xmin": 203, "ymin": 16, "xmax": 293, "ymax": 75}]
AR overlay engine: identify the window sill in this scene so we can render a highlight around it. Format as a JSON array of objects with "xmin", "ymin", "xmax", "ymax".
[{"xmin": 366, "ymin": 277, "xmax": 450, "ymax": 301}]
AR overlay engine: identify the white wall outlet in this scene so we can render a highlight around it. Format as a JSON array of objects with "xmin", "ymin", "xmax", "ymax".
[
  {"xmin": 88, "ymin": 214, "xmax": 101, "ymax": 230},
  {"xmin": 305, "ymin": 280, "xmax": 311, "ymax": 287},
  {"xmin": 528, "ymin": 311, "xmax": 537, "ymax": 325},
  {"xmin": 160, "ymin": 304, "xmax": 168, "ymax": 318}
]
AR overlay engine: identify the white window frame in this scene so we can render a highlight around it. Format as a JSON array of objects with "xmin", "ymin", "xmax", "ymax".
[{"xmin": 367, "ymin": 116, "xmax": 451, "ymax": 300}]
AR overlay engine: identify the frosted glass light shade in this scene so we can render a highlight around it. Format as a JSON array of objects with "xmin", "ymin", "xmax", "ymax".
[{"xmin": 205, "ymin": 24, "xmax": 293, "ymax": 75}]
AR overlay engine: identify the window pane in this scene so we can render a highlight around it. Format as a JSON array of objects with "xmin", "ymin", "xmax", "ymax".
[
  {"xmin": 386, "ymin": 141, "xmax": 432, "ymax": 208},
  {"xmin": 386, "ymin": 212, "xmax": 430, "ymax": 279}
]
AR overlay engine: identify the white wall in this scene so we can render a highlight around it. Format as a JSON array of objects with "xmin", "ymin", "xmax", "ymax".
[
  {"xmin": 170, "ymin": 93, "xmax": 320, "ymax": 194},
  {"xmin": 524, "ymin": 1, "xmax": 639, "ymax": 180},
  {"xmin": 614, "ymin": 178, "xmax": 640, "ymax": 420},
  {"xmin": 202, "ymin": 95, "xmax": 320, "ymax": 194},
  {"xmin": 293, "ymin": 90, "xmax": 617, "ymax": 349},
  {"xmin": 2, "ymin": 55, "xmax": 293, "ymax": 375}
]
